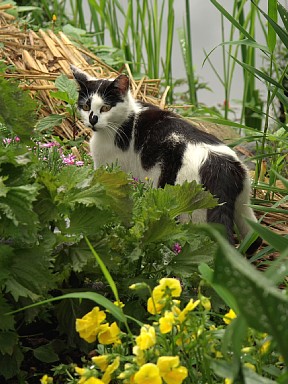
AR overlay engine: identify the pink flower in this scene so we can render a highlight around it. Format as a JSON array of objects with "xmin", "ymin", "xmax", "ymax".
[
  {"xmin": 14, "ymin": 136, "xmax": 20, "ymax": 142},
  {"xmin": 40, "ymin": 142, "xmax": 59, "ymax": 148},
  {"xmin": 76, "ymin": 161, "xmax": 84, "ymax": 166},
  {"xmin": 61, "ymin": 153, "xmax": 76, "ymax": 165},
  {"xmin": 3, "ymin": 138, "xmax": 12, "ymax": 145}
]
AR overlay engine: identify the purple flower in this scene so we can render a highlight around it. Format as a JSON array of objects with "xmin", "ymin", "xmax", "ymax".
[
  {"xmin": 76, "ymin": 160, "xmax": 84, "ymax": 166},
  {"xmin": 173, "ymin": 243, "xmax": 182, "ymax": 254}
]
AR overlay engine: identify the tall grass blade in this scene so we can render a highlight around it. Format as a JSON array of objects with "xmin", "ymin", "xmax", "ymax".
[
  {"xmin": 85, "ymin": 236, "xmax": 120, "ymax": 302},
  {"xmin": 252, "ymin": 0, "xmax": 288, "ymax": 50},
  {"xmin": 268, "ymin": 0, "xmax": 277, "ymax": 52},
  {"xmin": 7, "ymin": 292, "xmax": 126, "ymax": 322},
  {"xmin": 210, "ymin": 0, "xmax": 256, "ymax": 42},
  {"xmin": 247, "ymin": 220, "xmax": 288, "ymax": 253},
  {"xmin": 278, "ymin": 2, "xmax": 288, "ymax": 31}
]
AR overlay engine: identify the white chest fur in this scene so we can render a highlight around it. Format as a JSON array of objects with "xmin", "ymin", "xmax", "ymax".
[{"xmin": 90, "ymin": 131, "xmax": 161, "ymax": 185}]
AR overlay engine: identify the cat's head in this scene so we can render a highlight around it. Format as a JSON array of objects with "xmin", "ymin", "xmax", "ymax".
[{"xmin": 71, "ymin": 65, "xmax": 131, "ymax": 131}]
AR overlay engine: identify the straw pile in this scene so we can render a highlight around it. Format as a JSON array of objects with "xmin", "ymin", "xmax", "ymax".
[{"xmin": 0, "ymin": 4, "xmax": 168, "ymax": 140}]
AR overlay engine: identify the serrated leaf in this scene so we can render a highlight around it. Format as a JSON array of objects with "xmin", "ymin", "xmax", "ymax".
[
  {"xmin": 172, "ymin": 236, "xmax": 216, "ymax": 275},
  {"xmin": 36, "ymin": 114, "xmax": 65, "ymax": 132},
  {"xmin": 0, "ymin": 184, "xmax": 39, "ymax": 242},
  {"xmin": 66, "ymin": 205, "xmax": 112, "ymax": 235},
  {"xmin": 145, "ymin": 181, "xmax": 217, "ymax": 219},
  {"xmin": 0, "ymin": 78, "xmax": 36, "ymax": 141},
  {"xmin": 94, "ymin": 168, "xmax": 133, "ymax": 222},
  {"xmin": 142, "ymin": 214, "xmax": 181, "ymax": 244},
  {"xmin": 4, "ymin": 247, "xmax": 53, "ymax": 301}
]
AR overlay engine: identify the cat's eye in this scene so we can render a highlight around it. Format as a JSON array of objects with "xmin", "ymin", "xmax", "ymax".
[
  {"xmin": 82, "ymin": 104, "xmax": 90, "ymax": 111},
  {"xmin": 100, "ymin": 104, "xmax": 112, "ymax": 113}
]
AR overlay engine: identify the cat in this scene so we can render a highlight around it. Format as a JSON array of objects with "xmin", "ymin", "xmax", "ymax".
[{"xmin": 71, "ymin": 65, "xmax": 262, "ymax": 254}]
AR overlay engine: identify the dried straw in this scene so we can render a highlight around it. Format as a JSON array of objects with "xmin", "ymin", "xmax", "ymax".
[{"xmin": 0, "ymin": 11, "xmax": 168, "ymax": 140}]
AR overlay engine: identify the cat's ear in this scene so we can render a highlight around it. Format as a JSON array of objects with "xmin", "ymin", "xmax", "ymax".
[
  {"xmin": 70, "ymin": 65, "xmax": 93, "ymax": 86},
  {"xmin": 112, "ymin": 74, "xmax": 130, "ymax": 96}
]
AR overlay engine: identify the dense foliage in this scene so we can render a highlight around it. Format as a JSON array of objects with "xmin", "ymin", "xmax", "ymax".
[{"xmin": 0, "ymin": 0, "xmax": 287, "ymax": 383}]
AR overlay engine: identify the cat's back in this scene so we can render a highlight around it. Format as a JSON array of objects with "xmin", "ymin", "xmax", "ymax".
[{"xmin": 135, "ymin": 102, "xmax": 222, "ymax": 148}]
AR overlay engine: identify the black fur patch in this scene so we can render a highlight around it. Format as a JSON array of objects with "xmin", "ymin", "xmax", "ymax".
[
  {"xmin": 133, "ymin": 105, "xmax": 222, "ymax": 186},
  {"xmin": 114, "ymin": 114, "xmax": 134, "ymax": 151},
  {"xmin": 200, "ymin": 152, "xmax": 245, "ymax": 243}
]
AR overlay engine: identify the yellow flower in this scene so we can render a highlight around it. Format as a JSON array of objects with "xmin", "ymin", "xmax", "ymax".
[
  {"xmin": 200, "ymin": 295, "xmax": 211, "ymax": 311},
  {"xmin": 147, "ymin": 278, "xmax": 181, "ymax": 315},
  {"xmin": 102, "ymin": 356, "xmax": 120, "ymax": 384},
  {"xmin": 114, "ymin": 300, "xmax": 125, "ymax": 308},
  {"xmin": 178, "ymin": 299, "xmax": 200, "ymax": 323},
  {"xmin": 224, "ymin": 379, "xmax": 233, "ymax": 384},
  {"xmin": 157, "ymin": 356, "xmax": 188, "ymax": 384},
  {"xmin": 98, "ymin": 322, "xmax": 121, "ymax": 345},
  {"xmin": 134, "ymin": 363, "xmax": 162, "ymax": 384},
  {"xmin": 84, "ymin": 379, "xmax": 105, "ymax": 384},
  {"xmin": 76, "ymin": 307, "xmax": 106, "ymax": 343},
  {"xmin": 159, "ymin": 311, "xmax": 175, "ymax": 334},
  {"xmin": 91, "ymin": 355, "xmax": 109, "ymax": 371},
  {"xmin": 40, "ymin": 375, "xmax": 53, "ymax": 384},
  {"xmin": 157, "ymin": 278, "xmax": 182, "ymax": 298},
  {"xmin": 244, "ymin": 362, "xmax": 256, "ymax": 372},
  {"xmin": 133, "ymin": 345, "xmax": 146, "ymax": 366},
  {"xmin": 260, "ymin": 339, "xmax": 271, "ymax": 355},
  {"xmin": 75, "ymin": 367, "xmax": 86, "ymax": 376},
  {"xmin": 223, "ymin": 309, "xmax": 237, "ymax": 325},
  {"xmin": 147, "ymin": 297, "xmax": 165, "ymax": 315},
  {"xmin": 52, "ymin": 14, "xmax": 57, "ymax": 22},
  {"xmin": 136, "ymin": 324, "xmax": 156, "ymax": 350}
]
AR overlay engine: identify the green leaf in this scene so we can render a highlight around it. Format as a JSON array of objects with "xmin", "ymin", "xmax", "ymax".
[
  {"xmin": 36, "ymin": 114, "xmax": 65, "ymax": 132},
  {"xmin": 268, "ymin": 0, "xmax": 277, "ymax": 52},
  {"xmin": 4, "ymin": 247, "xmax": 53, "ymax": 301},
  {"xmin": 278, "ymin": 2, "xmax": 288, "ymax": 31},
  {"xmin": 9, "ymin": 291, "xmax": 126, "ymax": 323},
  {"xmin": 86, "ymin": 237, "xmax": 120, "ymax": 303},
  {"xmin": 94, "ymin": 168, "xmax": 133, "ymax": 222},
  {"xmin": 210, "ymin": 230, "xmax": 288, "ymax": 365},
  {"xmin": 142, "ymin": 214, "xmax": 181, "ymax": 244},
  {"xmin": 54, "ymin": 74, "xmax": 78, "ymax": 103},
  {"xmin": 246, "ymin": 220, "xmax": 288, "ymax": 253},
  {"xmin": 0, "ymin": 78, "xmax": 36, "ymax": 141},
  {"xmin": 33, "ymin": 343, "xmax": 59, "ymax": 363},
  {"xmin": 0, "ymin": 346, "xmax": 23, "ymax": 380},
  {"xmin": 252, "ymin": 0, "xmax": 288, "ymax": 50},
  {"xmin": 172, "ymin": 235, "xmax": 216, "ymax": 275},
  {"xmin": 66, "ymin": 205, "xmax": 112, "ymax": 235},
  {"xmin": 0, "ymin": 295, "xmax": 14, "ymax": 331},
  {"xmin": 0, "ymin": 332, "xmax": 18, "ymax": 355},
  {"xmin": 0, "ymin": 184, "xmax": 40, "ymax": 242}
]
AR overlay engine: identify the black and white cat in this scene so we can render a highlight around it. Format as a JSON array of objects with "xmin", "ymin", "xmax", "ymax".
[{"xmin": 71, "ymin": 65, "xmax": 261, "ymax": 254}]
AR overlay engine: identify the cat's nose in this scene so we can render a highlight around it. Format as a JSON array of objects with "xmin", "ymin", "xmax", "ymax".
[{"xmin": 89, "ymin": 112, "xmax": 98, "ymax": 127}]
